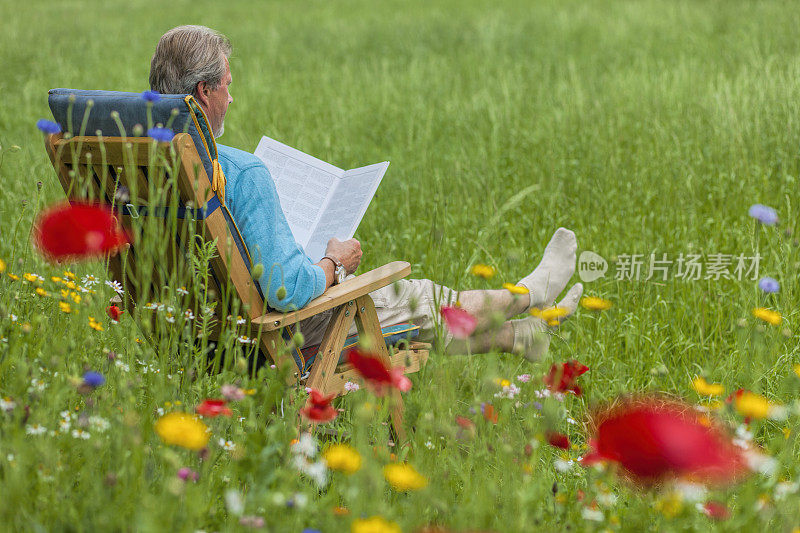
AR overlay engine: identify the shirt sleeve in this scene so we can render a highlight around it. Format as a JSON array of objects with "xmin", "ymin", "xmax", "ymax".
[{"xmin": 228, "ymin": 164, "xmax": 326, "ymax": 312}]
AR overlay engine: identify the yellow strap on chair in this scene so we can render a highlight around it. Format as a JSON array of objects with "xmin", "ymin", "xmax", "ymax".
[{"xmin": 212, "ymin": 159, "xmax": 226, "ymax": 204}]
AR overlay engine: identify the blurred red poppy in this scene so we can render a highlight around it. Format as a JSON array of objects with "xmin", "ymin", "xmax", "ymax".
[
  {"xmin": 581, "ymin": 398, "xmax": 749, "ymax": 486},
  {"xmin": 300, "ymin": 389, "xmax": 337, "ymax": 422},
  {"xmin": 546, "ymin": 432, "xmax": 570, "ymax": 450},
  {"xmin": 702, "ymin": 501, "xmax": 730, "ymax": 521},
  {"xmin": 481, "ymin": 403, "xmax": 498, "ymax": 424},
  {"xmin": 106, "ymin": 305, "xmax": 123, "ymax": 322},
  {"xmin": 544, "ymin": 360, "xmax": 589, "ymax": 396},
  {"xmin": 33, "ymin": 202, "xmax": 129, "ymax": 261},
  {"xmin": 196, "ymin": 399, "xmax": 232, "ymax": 418},
  {"xmin": 346, "ymin": 348, "xmax": 411, "ymax": 395},
  {"xmin": 439, "ymin": 305, "xmax": 477, "ymax": 339}
]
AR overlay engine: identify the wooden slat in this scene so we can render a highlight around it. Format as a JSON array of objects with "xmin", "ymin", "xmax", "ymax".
[
  {"xmin": 306, "ymin": 303, "xmax": 356, "ymax": 393},
  {"xmin": 253, "ymin": 261, "xmax": 411, "ymax": 330}
]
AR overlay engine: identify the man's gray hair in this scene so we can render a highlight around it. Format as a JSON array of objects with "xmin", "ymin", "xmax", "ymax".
[{"xmin": 149, "ymin": 25, "xmax": 232, "ymax": 95}]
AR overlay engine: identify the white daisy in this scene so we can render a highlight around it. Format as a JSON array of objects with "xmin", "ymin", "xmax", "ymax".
[
  {"xmin": 26, "ymin": 424, "xmax": 47, "ymax": 435},
  {"xmin": 105, "ymin": 280, "xmax": 124, "ymax": 295}
]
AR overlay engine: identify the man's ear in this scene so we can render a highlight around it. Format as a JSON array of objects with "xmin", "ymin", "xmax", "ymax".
[{"xmin": 194, "ymin": 81, "xmax": 211, "ymax": 108}]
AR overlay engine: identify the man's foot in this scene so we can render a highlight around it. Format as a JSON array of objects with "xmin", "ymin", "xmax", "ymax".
[
  {"xmin": 511, "ymin": 283, "xmax": 583, "ymax": 361},
  {"xmin": 517, "ymin": 228, "xmax": 577, "ymax": 310}
]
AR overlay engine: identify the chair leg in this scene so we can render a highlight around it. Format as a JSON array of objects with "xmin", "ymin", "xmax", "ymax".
[
  {"xmin": 354, "ymin": 295, "xmax": 407, "ymax": 444},
  {"xmin": 306, "ymin": 302, "xmax": 355, "ymax": 394}
]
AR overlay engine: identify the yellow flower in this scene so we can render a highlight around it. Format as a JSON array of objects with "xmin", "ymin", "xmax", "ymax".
[
  {"xmin": 7, "ymin": 273, "xmax": 19, "ymax": 281},
  {"xmin": 323, "ymin": 444, "xmax": 362, "ymax": 474},
  {"xmin": 752, "ymin": 307, "xmax": 782, "ymax": 326},
  {"xmin": 351, "ymin": 516, "xmax": 401, "ymax": 533},
  {"xmin": 59, "ymin": 302, "xmax": 72, "ymax": 314},
  {"xmin": 793, "ymin": 364, "xmax": 800, "ymax": 379},
  {"xmin": 65, "ymin": 281, "xmax": 77, "ymax": 290},
  {"xmin": 154, "ymin": 412, "xmax": 210, "ymax": 450},
  {"xmin": 34, "ymin": 288, "xmax": 48, "ymax": 297},
  {"xmin": 63, "ymin": 271, "xmax": 75, "ymax": 280},
  {"xmin": 383, "ymin": 463, "xmax": 428, "ymax": 491},
  {"xmin": 500, "ymin": 379, "xmax": 511, "ymax": 388},
  {"xmin": 531, "ymin": 306, "xmax": 568, "ymax": 326},
  {"xmin": 470, "ymin": 264, "xmax": 496, "ymax": 279},
  {"xmin": 51, "ymin": 276, "xmax": 63, "ymax": 283},
  {"xmin": 654, "ymin": 493, "xmax": 683, "ymax": 518},
  {"xmin": 502, "ymin": 283, "xmax": 529, "ymax": 295},
  {"xmin": 580, "ymin": 296, "xmax": 612, "ymax": 311},
  {"xmin": 691, "ymin": 377, "xmax": 724, "ymax": 396},
  {"xmin": 735, "ymin": 391, "xmax": 773, "ymax": 419},
  {"xmin": 0, "ymin": 259, "xmax": 5, "ymax": 273},
  {"xmin": 23, "ymin": 273, "xmax": 41, "ymax": 284},
  {"xmin": 88, "ymin": 317, "xmax": 104, "ymax": 332},
  {"xmin": 70, "ymin": 292, "xmax": 81, "ymax": 304}
]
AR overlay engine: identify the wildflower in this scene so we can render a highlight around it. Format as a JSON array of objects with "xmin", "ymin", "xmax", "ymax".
[
  {"xmin": 35, "ymin": 288, "xmax": 48, "ymax": 297},
  {"xmin": 88, "ymin": 416, "xmax": 110, "ymax": 432},
  {"xmin": 530, "ymin": 306, "xmax": 569, "ymax": 326},
  {"xmin": 7, "ymin": 273, "xmax": 19, "ymax": 281},
  {"xmin": 58, "ymin": 302, "xmax": 72, "ymax": 313},
  {"xmin": 343, "ymin": 381, "xmax": 360, "ymax": 392},
  {"xmin": 692, "ymin": 377, "xmax": 724, "ymax": 396},
  {"xmin": 32, "ymin": 202, "xmax": 129, "ymax": 261},
  {"xmin": 88, "ymin": 317, "xmax": 104, "ymax": 331},
  {"xmin": 700, "ymin": 501, "xmax": 729, "ymax": 520},
  {"xmin": 581, "ymin": 398, "xmax": 748, "ymax": 486},
  {"xmin": 547, "ymin": 432, "xmax": 570, "ymax": 449},
  {"xmin": 71, "ymin": 429, "xmax": 91, "ymax": 440},
  {"xmin": 517, "ymin": 374, "xmax": 531, "ymax": 383},
  {"xmin": 752, "ymin": 307, "xmax": 782, "ymax": 325},
  {"xmin": 237, "ymin": 335, "xmax": 254, "ymax": 344},
  {"xmin": 81, "ymin": 274, "xmax": 98, "ymax": 287},
  {"xmin": 494, "ymin": 383, "xmax": 521, "ymax": 399},
  {"xmin": 439, "ymin": 305, "xmax": 477, "ymax": 339},
  {"xmin": 196, "ymin": 399, "xmax": 233, "ymax": 418},
  {"xmin": 300, "ymin": 389, "xmax": 337, "ymax": 422},
  {"xmin": 291, "ymin": 433, "xmax": 318, "ymax": 457},
  {"xmin": 1, "ymin": 398, "xmax": 16, "ymax": 414},
  {"xmin": 140, "ymin": 90, "xmax": 161, "ymax": 102},
  {"xmin": 351, "ymin": 516, "xmax": 401, "ymax": 533},
  {"xmin": 748, "ymin": 204, "xmax": 778, "ymax": 225},
  {"xmin": 0, "ymin": 259, "xmax": 4, "ymax": 273},
  {"xmin": 82, "ymin": 371, "xmax": 105, "ymax": 388},
  {"xmin": 175, "ymin": 286, "xmax": 189, "ymax": 295},
  {"xmin": 24, "ymin": 273, "xmax": 43, "ymax": 283},
  {"xmin": 734, "ymin": 391, "xmax": 775, "ymax": 419},
  {"xmin": 183, "ymin": 309, "xmax": 194, "ymax": 321},
  {"xmin": 581, "ymin": 507, "xmax": 604, "ymax": 522},
  {"xmin": 29, "ymin": 378, "xmax": 47, "ymax": 392},
  {"xmin": 177, "ymin": 467, "xmax": 199, "ymax": 482},
  {"xmin": 580, "ymin": 296, "xmax": 612, "ymax": 311},
  {"xmin": 544, "ymin": 360, "xmax": 589, "ymax": 396},
  {"xmin": 221, "ymin": 384, "xmax": 246, "ymax": 401},
  {"xmin": 106, "ymin": 305, "xmax": 123, "ymax": 322},
  {"xmin": 346, "ymin": 348, "xmax": 411, "ymax": 394},
  {"xmin": 147, "ymin": 127, "xmax": 174, "ymax": 143},
  {"xmin": 323, "ymin": 444, "xmax": 362, "ymax": 474},
  {"xmin": 26, "ymin": 424, "xmax": 47, "ymax": 435},
  {"xmin": 218, "ymin": 438, "xmax": 236, "ymax": 451},
  {"xmin": 383, "ymin": 463, "xmax": 428, "ymax": 491},
  {"xmin": 36, "ymin": 119, "xmax": 61, "ymax": 134},
  {"xmin": 481, "ymin": 403, "xmax": 499, "ymax": 424},
  {"xmin": 470, "ymin": 264, "xmax": 496, "ymax": 279},
  {"xmin": 502, "ymin": 282, "xmax": 529, "ymax": 295},
  {"xmin": 154, "ymin": 412, "xmax": 210, "ymax": 450},
  {"xmin": 758, "ymin": 277, "xmax": 780, "ymax": 293},
  {"xmin": 239, "ymin": 516, "xmax": 265, "ymax": 528}
]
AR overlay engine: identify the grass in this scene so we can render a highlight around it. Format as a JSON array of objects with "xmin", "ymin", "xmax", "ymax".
[{"xmin": 2, "ymin": 0, "xmax": 800, "ymax": 530}]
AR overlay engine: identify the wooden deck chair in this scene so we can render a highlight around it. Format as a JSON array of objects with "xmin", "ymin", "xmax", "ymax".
[{"xmin": 44, "ymin": 89, "xmax": 429, "ymax": 440}]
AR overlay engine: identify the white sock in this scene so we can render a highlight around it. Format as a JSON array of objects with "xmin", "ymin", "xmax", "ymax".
[
  {"xmin": 517, "ymin": 228, "xmax": 577, "ymax": 310},
  {"xmin": 511, "ymin": 283, "xmax": 583, "ymax": 361}
]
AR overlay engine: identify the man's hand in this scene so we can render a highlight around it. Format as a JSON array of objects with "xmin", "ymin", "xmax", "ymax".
[{"xmin": 325, "ymin": 238, "xmax": 362, "ymax": 274}]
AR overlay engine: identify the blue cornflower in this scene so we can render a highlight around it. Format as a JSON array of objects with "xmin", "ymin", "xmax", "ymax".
[
  {"xmin": 147, "ymin": 127, "xmax": 174, "ymax": 143},
  {"xmin": 36, "ymin": 119, "xmax": 61, "ymax": 134},
  {"xmin": 758, "ymin": 276, "xmax": 780, "ymax": 293},
  {"xmin": 302, "ymin": 529, "xmax": 322, "ymax": 533},
  {"xmin": 141, "ymin": 90, "xmax": 161, "ymax": 103},
  {"xmin": 749, "ymin": 204, "xmax": 778, "ymax": 225},
  {"xmin": 82, "ymin": 371, "xmax": 105, "ymax": 388}
]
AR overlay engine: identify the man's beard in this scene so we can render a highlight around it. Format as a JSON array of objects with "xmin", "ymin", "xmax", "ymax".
[{"xmin": 214, "ymin": 121, "xmax": 224, "ymax": 138}]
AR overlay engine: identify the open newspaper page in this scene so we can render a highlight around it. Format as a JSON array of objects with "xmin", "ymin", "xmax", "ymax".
[{"xmin": 253, "ymin": 136, "xmax": 388, "ymax": 262}]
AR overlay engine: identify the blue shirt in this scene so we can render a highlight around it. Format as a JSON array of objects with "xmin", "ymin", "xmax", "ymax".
[{"xmin": 218, "ymin": 144, "xmax": 326, "ymax": 312}]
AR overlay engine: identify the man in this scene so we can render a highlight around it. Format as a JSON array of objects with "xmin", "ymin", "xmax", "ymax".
[{"xmin": 149, "ymin": 25, "xmax": 583, "ymax": 358}]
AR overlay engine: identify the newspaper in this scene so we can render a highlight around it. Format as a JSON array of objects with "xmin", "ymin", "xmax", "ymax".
[{"xmin": 254, "ymin": 136, "xmax": 388, "ymax": 262}]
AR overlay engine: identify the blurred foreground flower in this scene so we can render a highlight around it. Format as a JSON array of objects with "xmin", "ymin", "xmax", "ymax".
[
  {"xmin": 33, "ymin": 202, "xmax": 129, "ymax": 262},
  {"xmin": 734, "ymin": 391, "xmax": 781, "ymax": 420},
  {"xmin": 383, "ymin": 463, "xmax": 428, "ymax": 491},
  {"xmin": 346, "ymin": 348, "xmax": 411, "ymax": 395},
  {"xmin": 351, "ymin": 516, "xmax": 401, "ymax": 533},
  {"xmin": 758, "ymin": 277, "xmax": 780, "ymax": 294},
  {"xmin": 82, "ymin": 371, "xmax": 105, "ymax": 388},
  {"xmin": 546, "ymin": 432, "xmax": 570, "ymax": 449},
  {"xmin": 691, "ymin": 377, "xmax": 724, "ymax": 397},
  {"xmin": 439, "ymin": 305, "xmax": 477, "ymax": 339},
  {"xmin": 154, "ymin": 412, "xmax": 210, "ymax": 451},
  {"xmin": 544, "ymin": 361, "xmax": 589, "ymax": 396},
  {"xmin": 147, "ymin": 127, "xmax": 174, "ymax": 143},
  {"xmin": 581, "ymin": 398, "xmax": 749, "ymax": 486},
  {"xmin": 502, "ymin": 282, "xmax": 529, "ymax": 295},
  {"xmin": 323, "ymin": 444, "xmax": 362, "ymax": 474},
  {"xmin": 748, "ymin": 204, "xmax": 778, "ymax": 225},
  {"xmin": 470, "ymin": 264, "xmax": 496, "ymax": 279},
  {"xmin": 580, "ymin": 296, "xmax": 612, "ymax": 311},
  {"xmin": 140, "ymin": 90, "xmax": 161, "ymax": 102},
  {"xmin": 221, "ymin": 384, "xmax": 246, "ymax": 401},
  {"xmin": 752, "ymin": 307, "xmax": 782, "ymax": 326},
  {"xmin": 196, "ymin": 399, "xmax": 233, "ymax": 418},
  {"xmin": 106, "ymin": 305, "xmax": 123, "ymax": 322},
  {"xmin": 36, "ymin": 119, "xmax": 61, "ymax": 134},
  {"xmin": 530, "ymin": 306, "xmax": 568, "ymax": 326},
  {"xmin": 300, "ymin": 389, "xmax": 337, "ymax": 422}
]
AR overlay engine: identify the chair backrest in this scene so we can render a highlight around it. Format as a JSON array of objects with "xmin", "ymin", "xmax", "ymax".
[{"xmin": 44, "ymin": 89, "xmax": 266, "ymax": 322}]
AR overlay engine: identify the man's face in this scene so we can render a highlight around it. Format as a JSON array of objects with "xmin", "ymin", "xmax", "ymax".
[{"xmin": 199, "ymin": 57, "xmax": 232, "ymax": 138}]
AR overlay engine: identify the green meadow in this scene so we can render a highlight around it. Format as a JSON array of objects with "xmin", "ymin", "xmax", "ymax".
[{"xmin": 2, "ymin": 0, "xmax": 800, "ymax": 530}]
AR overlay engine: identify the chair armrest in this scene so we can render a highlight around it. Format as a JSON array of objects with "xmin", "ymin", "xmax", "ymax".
[{"xmin": 252, "ymin": 261, "xmax": 411, "ymax": 330}]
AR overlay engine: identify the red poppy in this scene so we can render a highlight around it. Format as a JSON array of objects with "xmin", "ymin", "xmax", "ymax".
[
  {"xmin": 106, "ymin": 305, "xmax": 124, "ymax": 322},
  {"xmin": 33, "ymin": 202, "xmax": 129, "ymax": 261},
  {"xmin": 196, "ymin": 399, "xmax": 233, "ymax": 418},
  {"xmin": 546, "ymin": 431, "xmax": 570, "ymax": 450},
  {"xmin": 481, "ymin": 403, "xmax": 498, "ymax": 424},
  {"xmin": 581, "ymin": 398, "xmax": 749, "ymax": 486},
  {"xmin": 702, "ymin": 501, "xmax": 730, "ymax": 521},
  {"xmin": 543, "ymin": 360, "xmax": 589, "ymax": 396},
  {"xmin": 439, "ymin": 305, "xmax": 477, "ymax": 339},
  {"xmin": 300, "ymin": 389, "xmax": 337, "ymax": 422},
  {"xmin": 345, "ymin": 348, "xmax": 412, "ymax": 395}
]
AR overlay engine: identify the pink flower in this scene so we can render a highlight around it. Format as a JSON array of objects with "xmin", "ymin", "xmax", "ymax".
[
  {"xmin": 221, "ymin": 384, "xmax": 245, "ymax": 401},
  {"xmin": 517, "ymin": 374, "xmax": 531, "ymax": 383},
  {"xmin": 440, "ymin": 305, "xmax": 477, "ymax": 339},
  {"xmin": 177, "ymin": 467, "xmax": 198, "ymax": 482}
]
